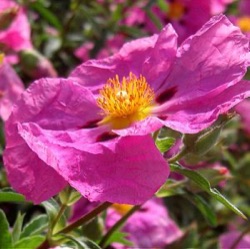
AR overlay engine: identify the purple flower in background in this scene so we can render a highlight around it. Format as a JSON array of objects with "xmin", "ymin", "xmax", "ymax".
[
  {"xmin": 3, "ymin": 15, "xmax": 250, "ymax": 205},
  {"xmin": 0, "ymin": 55, "xmax": 24, "ymax": 121},
  {"xmin": 106, "ymin": 198, "xmax": 183, "ymax": 248},
  {"xmin": 219, "ymin": 231, "xmax": 250, "ymax": 249},
  {"xmin": 0, "ymin": 0, "xmax": 32, "ymax": 64}
]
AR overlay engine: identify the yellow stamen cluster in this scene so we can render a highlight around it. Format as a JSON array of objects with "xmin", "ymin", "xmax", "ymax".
[
  {"xmin": 168, "ymin": 1, "xmax": 185, "ymax": 20},
  {"xmin": 237, "ymin": 16, "xmax": 250, "ymax": 33},
  {"xmin": 0, "ymin": 54, "xmax": 4, "ymax": 65},
  {"xmin": 97, "ymin": 72, "xmax": 155, "ymax": 129}
]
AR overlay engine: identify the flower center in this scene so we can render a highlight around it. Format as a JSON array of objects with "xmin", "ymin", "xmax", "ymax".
[
  {"xmin": 237, "ymin": 16, "xmax": 250, "ymax": 33},
  {"xmin": 168, "ymin": 1, "xmax": 185, "ymax": 21},
  {"xmin": 97, "ymin": 72, "xmax": 155, "ymax": 129}
]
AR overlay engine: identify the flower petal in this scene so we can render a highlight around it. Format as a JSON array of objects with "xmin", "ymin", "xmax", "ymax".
[
  {"xmin": 158, "ymin": 15, "xmax": 249, "ymax": 105},
  {"xmin": 158, "ymin": 80, "xmax": 250, "ymax": 133},
  {"xmin": 70, "ymin": 24, "xmax": 177, "ymax": 94},
  {"xmin": 18, "ymin": 122, "xmax": 169, "ymax": 204}
]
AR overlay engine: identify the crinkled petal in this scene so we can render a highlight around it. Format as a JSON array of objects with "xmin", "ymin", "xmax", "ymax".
[
  {"xmin": 17, "ymin": 122, "xmax": 169, "ymax": 204},
  {"xmin": 4, "ymin": 143, "xmax": 67, "ymax": 204},
  {"xmin": 70, "ymin": 24, "xmax": 177, "ymax": 94},
  {"xmin": 157, "ymin": 15, "xmax": 249, "ymax": 106},
  {"xmin": 5, "ymin": 78, "xmax": 100, "ymax": 145},
  {"xmin": 156, "ymin": 80, "xmax": 250, "ymax": 133}
]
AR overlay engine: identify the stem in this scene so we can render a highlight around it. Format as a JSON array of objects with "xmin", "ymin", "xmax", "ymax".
[
  {"xmin": 50, "ymin": 204, "xmax": 67, "ymax": 235},
  {"xmin": 55, "ymin": 202, "xmax": 112, "ymax": 235},
  {"xmin": 168, "ymin": 146, "xmax": 189, "ymax": 163},
  {"xmin": 99, "ymin": 205, "xmax": 141, "ymax": 248},
  {"xmin": 37, "ymin": 239, "xmax": 50, "ymax": 249}
]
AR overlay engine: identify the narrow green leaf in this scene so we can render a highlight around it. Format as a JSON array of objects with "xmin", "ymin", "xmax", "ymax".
[
  {"xmin": 29, "ymin": 2, "xmax": 62, "ymax": 31},
  {"xmin": 0, "ymin": 209, "xmax": 13, "ymax": 249},
  {"xmin": 59, "ymin": 234, "xmax": 102, "ymax": 249},
  {"xmin": 14, "ymin": 235, "xmax": 45, "ymax": 249},
  {"xmin": 42, "ymin": 198, "xmax": 66, "ymax": 233},
  {"xmin": 155, "ymin": 137, "xmax": 175, "ymax": 153},
  {"xmin": 12, "ymin": 212, "xmax": 25, "ymax": 243},
  {"xmin": 170, "ymin": 163, "xmax": 247, "ymax": 219},
  {"xmin": 185, "ymin": 193, "xmax": 217, "ymax": 227},
  {"xmin": 104, "ymin": 231, "xmax": 133, "ymax": 247},
  {"xmin": 20, "ymin": 214, "xmax": 48, "ymax": 239},
  {"xmin": 156, "ymin": 180, "xmax": 185, "ymax": 197},
  {"xmin": 0, "ymin": 191, "xmax": 26, "ymax": 203}
]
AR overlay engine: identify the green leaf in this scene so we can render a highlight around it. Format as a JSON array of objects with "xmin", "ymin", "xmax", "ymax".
[
  {"xmin": 104, "ymin": 231, "xmax": 133, "ymax": 247},
  {"xmin": 59, "ymin": 234, "xmax": 102, "ymax": 249},
  {"xmin": 185, "ymin": 193, "xmax": 217, "ymax": 227},
  {"xmin": 170, "ymin": 163, "xmax": 247, "ymax": 219},
  {"xmin": 20, "ymin": 214, "xmax": 48, "ymax": 239},
  {"xmin": 12, "ymin": 212, "xmax": 25, "ymax": 243},
  {"xmin": 0, "ymin": 209, "xmax": 13, "ymax": 249},
  {"xmin": 156, "ymin": 180, "xmax": 185, "ymax": 197},
  {"xmin": 42, "ymin": 198, "xmax": 66, "ymax": 233},
  {"xmin": 0, "ymin": 190, "xmax": 26, "ymax": 203},
  {"xmin": 155, "ymin": 137, "xmax": 175, "ymax": 153},
  {"xmin": 29, "ymin": 2, "xmax": 62, "ymax": 31},
  {"xmin": 14, "ymin": 235, "xmax": 45, "ymax": 249}
]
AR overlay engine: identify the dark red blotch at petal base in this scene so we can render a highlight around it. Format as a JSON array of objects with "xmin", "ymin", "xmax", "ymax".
[{"xmin": 155, "ymin": 86, "xmax": 177, "ymax": 104}]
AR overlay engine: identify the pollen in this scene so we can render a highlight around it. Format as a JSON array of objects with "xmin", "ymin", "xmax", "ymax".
[
  {"xmin": 237, "ymin": 16, "xmax": 250, "ymax": 33},
  {"xmin": 96, "ymin": 72, "xmax": 155, "ymax": 129}
]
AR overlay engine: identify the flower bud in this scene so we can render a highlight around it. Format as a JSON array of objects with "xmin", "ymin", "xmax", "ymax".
[{"xmin": 19, "ymin": 49, "xmax": 57, "ymax": 79}]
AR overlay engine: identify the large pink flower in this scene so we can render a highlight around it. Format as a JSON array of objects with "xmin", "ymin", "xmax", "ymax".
[
  {"xmin": 3, "ymin": 15, "xmax": 250, "ymax": 205},
  {"xmin": 0, "ymin": 0, "xmax": 32, "ymax": 63}
]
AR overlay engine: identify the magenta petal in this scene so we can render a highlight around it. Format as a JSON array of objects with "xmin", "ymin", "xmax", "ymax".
[
  {"xmin": 0, "ymin": 0, "xmax": 32, "ymax": 53},
  {"xmin": 5, "ymin": 78, "xmax": 100, "ymax": 145},
  {"xmin": 160, "ymin": 15, "xmax": 249, "ymax": 103},
  {"xmin": 219, "ymin": 231, "xmax": 250, "ymax": 249},
  {"xmin": 0, "ymin": 62, "xmax": 24, "ymax": 121},
  {"xmin": 4, "ymin": 144, "xmax": 67, "ymax": 204},
  {"xmin": 70, "ymin": 24, "xmax": 177, "ymax": 94},
  {"xmin": 106, "ymin": 198, "xmax": 183, "ymax": 248},
  {"xmin": 17, "ymin": 122, "xmax": 169, "ymax": 204},
  {"xmin": 158, "ymin": 80, "xmax": 250, "ymax": 133}
]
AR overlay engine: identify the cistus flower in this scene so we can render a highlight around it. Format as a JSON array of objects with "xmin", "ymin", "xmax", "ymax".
[
  {"xmin": 0, "ymin": 54, "xmax": 24, "ymax": 121},
  {"xmin": 3, "ymin": 15, "xmax": 250, "ymax": 205},
  {"xmin": 0, "ymin": 0, "xmax": 32, "ymax": 64},
  {"xmin": 219, "ymin": 231, "xmax": 250, "ymax": 249},
  {"xmin": 235, "ymin": 100, "xmax": 250, "ymax": 136},
  {"xmin": 106, "ymin": 198, "xmax": 183, "ymax": 248}
]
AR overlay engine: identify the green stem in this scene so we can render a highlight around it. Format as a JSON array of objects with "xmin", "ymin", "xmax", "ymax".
[
  {"xmin": 50, "ymin": 204, "xmax": 67, "ymax": 235},
  {"xmin": 55, "ymin": 202, "xmax": 112, "ymax": 235},
  {"xmin": 168, "ymin": 146, "xmax": 189, "ymax": 163},
  {"xmin": 99, "ymin": 205, "xmax": 141, "ymax": 248}
]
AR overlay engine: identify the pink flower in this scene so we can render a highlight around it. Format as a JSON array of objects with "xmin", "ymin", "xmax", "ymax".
[
  {"xmin": 219, "ymin": 231, "xmax": 250, "ymax": 249},
  {"xmin": 211, "ymin": 0, "xmax": 234, "ymax": 15},
  {"xmin": 106, "ymin": 198, "xmax": 183, "ymax": 248},
  {"xmin": 3, "ymin": 15, "xmax": 250, "ymax": 205},
  {"xmin": 235, "ymin": 100, "xmax": 250, "ymax": 135},
  {"xmin": 75, "ymin": 35, "xmax": 125, "ymax": 62},
  {"xmin": 71, "ymin": 197, "xmax": 182, "ymax": 248},
  {"xmin": 0, "ymin": 55, "xmax": 24, "ymax": 121},
  {"xmin": 0, "ymin": 0, "xmax": 32, "ymax": 64}
]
